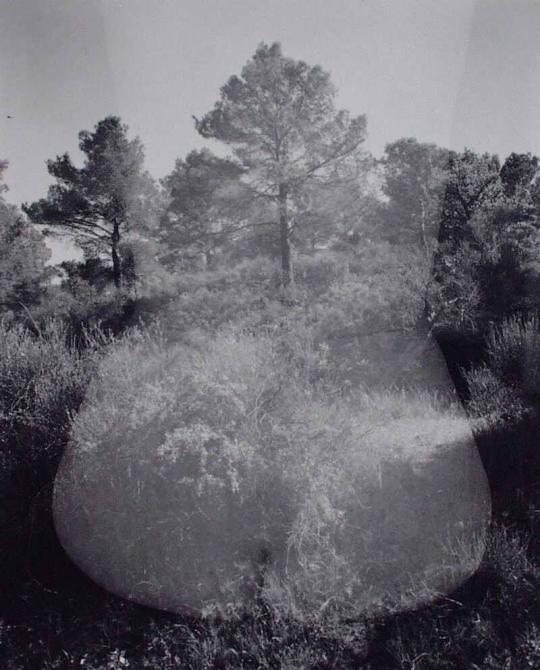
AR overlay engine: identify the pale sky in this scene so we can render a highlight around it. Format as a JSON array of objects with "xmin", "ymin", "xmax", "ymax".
[{"xmin": 1, "ymin": 0, "xmax": 540, "ymax": 261}]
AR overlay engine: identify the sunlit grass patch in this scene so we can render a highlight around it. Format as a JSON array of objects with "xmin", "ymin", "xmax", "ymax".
[{"xmin": 53, "ymin": 325, "xmax": 490, "ymax": 620}]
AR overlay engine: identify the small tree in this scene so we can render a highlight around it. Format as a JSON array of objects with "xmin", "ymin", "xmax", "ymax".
[
  {"xmin": 438, "ymin": 150, "xmax": 502, "ymax": 249},
  {"xmin": 159, "ymin": 149, "xmax": 250, "ymax": 269},
  {"xmin": 500, "ymin": 152, "xmax": 539, "ymax": 198},
  {"xmin": 25, "ymin": 116, "xmax": 160, "ymax": 288},
  {"xmin": 378, "ymin": 138, "xmax": 450, "ymax": 250},
  {"xmin": 0, "ymin": 161, "xmax": 51, "ymax": 313},
  {"xmin": 195, "ymin": 42, "xmax": 367, "ymax": 284},
  {"xmin": 430, "ymin": 149, "xmax": 540, "ymax": 330}
]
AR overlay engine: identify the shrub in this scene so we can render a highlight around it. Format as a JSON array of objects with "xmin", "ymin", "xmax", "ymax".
[
  {"xmin": 465, "ymin": 314, "xmax": 540, "ymax": 430},
  {"xmin": 0, "ymin": 318, "xmax": 110, "ymax": 581},
  {"xmin": 293, "ymin": 250, "xmax": 349, "ymax": 297},
  {"xmin": 161, "ymin": 245, "xmax": 428, "ymax": 350},
  {"xmin": 485, "ymin": 314, "xmax": 540, "ymax": 400},
  {"xmin": 25, "ymin": 283, "xmax": 140, "ymax": 339},
  {"xmin": 160, "ymin": 258, "xmax": 283, "ymax": 339},
  {"xmin": 465, "ymin": 365, "xmax": 526, "ymax": 431},
  {"xmin": 464, "ymin": 314, "xmax": 540, "ymax": 527},
  {"xmin": 0, "ymin": 319, "xmax": 107, "ymax": 473},
  {"xmin": 369, "ymin": 524, "xmax": 540, "ymax": 670}
]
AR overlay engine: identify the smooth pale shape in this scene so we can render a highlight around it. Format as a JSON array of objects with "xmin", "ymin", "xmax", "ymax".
[{"xmin": 53, "ymin": 334, "xmax": 491, "ymax": 616}]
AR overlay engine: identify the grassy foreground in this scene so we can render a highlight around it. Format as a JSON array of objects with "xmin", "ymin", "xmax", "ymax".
[
  {"xmin": 0, "ymin": 312, "xmax": 538, "ymax": 668},
  {"xmin": 0, "ymin": 524, "xmax": 538, "ymax": 669}
]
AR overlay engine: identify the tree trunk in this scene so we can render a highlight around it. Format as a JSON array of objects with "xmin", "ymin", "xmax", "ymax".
[
  {"xmin": 278, "ymin": 183, "xmax": 293, "ymax": 285},
  {"xmin": 111, "ymin": 221, "xmax": 122, "ymax": 288}
]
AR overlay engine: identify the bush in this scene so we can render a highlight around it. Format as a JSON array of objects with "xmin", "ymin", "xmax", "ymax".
[
  {"xmin": 465, "ymin": 314, "xmax": 540, "ymax": 430},
  {"xmin": 485, "ymin": 314, "xmax": 540, "ymax": 400},
  {"xmin": 0, "ymin": 318, "xmax": 110, "ymax": 581},
  {"xmin": 0, "ymin": 320, "xmax": 105, "ymax": 472},
  {"xmin": 161, "ymin": 245, "xmax": 428, "ymax": 348},
  {"xmin": 465, "ymin": 314, "xmax": 540, "ymax": 527},
  {"xmin": 26, "ymin": 283, "xmax": 140, "ymax": 339},
  {"xmin": 465, "ymin": 365, "xmax": 526, "ymax": 431},
  {"xmin": 160, "ymin": 258, "xmax": 283, "ymax": 339},
  {"xmin": 367, "ymin": 524, "xmax": 540, "ymax": 670},
  {"xmin": 293, "ymin": 250, "xmax": 349, "ymax": 297}
]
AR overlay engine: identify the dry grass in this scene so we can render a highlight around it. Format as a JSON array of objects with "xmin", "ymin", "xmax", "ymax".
[{"xmin": 56, "ymin": 325, "xmax": 489, "ymax": 620}]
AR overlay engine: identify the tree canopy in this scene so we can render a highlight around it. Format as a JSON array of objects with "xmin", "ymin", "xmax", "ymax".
[
  {"xmin": 377, "ymin": 138, "xmax": 450, "ymax": 249},
  {"xmin": 159, "ymin": 149, "xmax": 251, "ymax": 269},
  {"xmin": 25, "ymin": 116, "xmax": 160, "ymax": 287},
  {"xmin": 0, "ymin": 161, "xmax": 50, "ymax": 313},
  {"xmin": 195, "ymin": 42, "xmax": 367, "ymax": 284}
]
